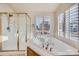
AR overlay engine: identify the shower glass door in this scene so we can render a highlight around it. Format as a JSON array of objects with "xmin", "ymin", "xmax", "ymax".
[
  {"xmin": 0, "ymin": 13, "xmax": 27, "ymax": 51},
  {"xmin": 18, "ymin": 14, "xmax": 27, "ymax": 50}
]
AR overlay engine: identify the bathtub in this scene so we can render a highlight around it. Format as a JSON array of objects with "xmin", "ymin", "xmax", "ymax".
[{"xmin": 28, "ymin": 35, "xmax": 79, "ymax": 56}]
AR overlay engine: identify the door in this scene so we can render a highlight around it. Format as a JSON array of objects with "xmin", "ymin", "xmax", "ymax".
[
  {"xmin": 18, "ymin": 14, "xmax": 27, "ymax": 50},
  {"xmin": 0, "ymin": 13, "xmax": 27, "ymax": 51}
]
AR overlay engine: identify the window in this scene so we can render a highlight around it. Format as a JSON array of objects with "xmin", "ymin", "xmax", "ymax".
[
  {"xmin": 70, "ymin": 4, "xmax": 79, "ymax": 41},
  {"xmin": 35, "ymin": 16, "xmax": 51, "ymax": 34},
  {"xmin": 58, "ymin": 13, "xmax": 65, "ymax": 37},
  {"xmin": 35, "ymin": 16, "xmax": 43, "ymax": 32},
  {"xmin": 58, "ymin": 3, "xmax": 79, "ymax": 42}
]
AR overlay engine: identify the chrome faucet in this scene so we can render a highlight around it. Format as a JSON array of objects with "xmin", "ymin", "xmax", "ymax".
[{"xmin": 45, "ymin": 43, "xmax": 49, "ymax": 50}]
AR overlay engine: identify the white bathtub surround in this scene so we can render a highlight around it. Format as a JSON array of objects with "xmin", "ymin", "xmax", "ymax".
[
  {"xmin": 50, "ymin": 38, "xmax": 79, "ymax": 55},
  {"xmin": 27, "ymin": 40, "xmax": 54, "ymax": 56},
  {"xmin": 29, "ymin": 34, "xmax": 79, "ymax": 56}
]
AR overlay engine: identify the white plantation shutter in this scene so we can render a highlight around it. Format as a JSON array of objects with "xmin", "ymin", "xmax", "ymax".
[
  {"xmin": 65, "ymin": 10, "xmax": 70, "ymax": 39},
  {"xmin": 70, "ymin": 4, "xmax": 79, "ymax": 41},
  {"xmin": 58, "ymin": 13, "xmax": 65, "ymax": 37},
  {"xmin": 58, "ymin": 4, "xmax": 79, "ymax": 42}
]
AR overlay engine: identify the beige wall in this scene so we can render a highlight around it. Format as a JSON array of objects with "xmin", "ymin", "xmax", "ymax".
[{"xmin": 0, "ymin": 4, "xmax": 14, "ymax": 12}]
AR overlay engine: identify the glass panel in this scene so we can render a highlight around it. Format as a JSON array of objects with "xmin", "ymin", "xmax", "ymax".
[
  {"xmin": 18, "ymin": 14, "xmax": 26, "ymax": 50},
  {"xmin": 35, "ymin": 16, "xmax": 43, "ymax": 33},
  {"xmin": 35, "ymin": 16, "xmax": 51, "ymax": 34},
  {"xmin": 0, "ymin": 13, "xmax": 27, "ymax": 51},
  {"xmin": 2, "ymin": 14, "xmax": 17, "ymax": 50},
  {"xmin": 27, "ymin": 14, "xmax": 31, "ymax": 41},
  {"xmin": 1, "ymin": 14, "xmax": 9, "ymax": 50}
]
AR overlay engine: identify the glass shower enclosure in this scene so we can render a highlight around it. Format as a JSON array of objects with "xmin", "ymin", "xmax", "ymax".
[{"xmin": 0, "ymin": 13, "xmax": 27, "ymax": 51}]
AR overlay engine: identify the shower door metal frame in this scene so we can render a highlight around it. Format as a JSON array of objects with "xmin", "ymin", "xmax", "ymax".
[{"xmin": 0, "ymin": 12, "xmax": 28, "ymax": 52}]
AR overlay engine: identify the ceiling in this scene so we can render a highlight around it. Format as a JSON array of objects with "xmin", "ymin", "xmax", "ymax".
[{"xmin": 9, "ymin": 3, "xmax": 60, "ymax": 12}]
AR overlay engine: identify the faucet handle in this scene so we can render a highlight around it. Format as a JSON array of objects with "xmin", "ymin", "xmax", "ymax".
[
  {"xmin": 78, "ymin": 50, "xmax": 79, "ymax": 53},
  {"xmin": 50, "ymin": 47, "xmax": 53, "ymax": 51}
]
